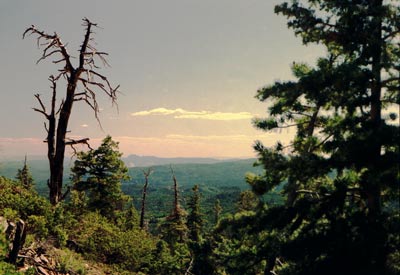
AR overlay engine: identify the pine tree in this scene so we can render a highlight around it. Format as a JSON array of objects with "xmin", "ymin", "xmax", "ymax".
[
  {"xmin": 213, "ymin": 199, "xmax": 222, "ymax": 226},
  {"xmin": 71, "ymin": 136, "xmax": 130, "ymax": 219},
  {"xmin": 243, "ymin": 1, "xmax": 399, "ymax": 274},
  {"xmin": 158, "ymin": 169, "xmax": 191, "ymax": 274},
  {"xmin": 187, "ymin": 185, "xmax": 204, "ymax": 242},
  {"xmin": 15, "ymin": 156, "xmax": 34, "ymax": 189},
  {"xmin": 161, "ymin": 168, "xmax": 188, "ymax": 245},
  {"xmin": 236, "ymin": 190, "xmax": 259, "ymax": 212}
]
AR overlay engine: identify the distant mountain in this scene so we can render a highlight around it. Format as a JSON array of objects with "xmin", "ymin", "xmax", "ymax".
[
  {"xmin": 122, "ymin": 154, "xmax": 240, "ymax": 167},
  {"xmin": 0, "ymin": 156, "xmax": 283, "ymax": 220},
  {"xmin": 0, "ymin": 156, "xmax": 255, "ymax": 190}
]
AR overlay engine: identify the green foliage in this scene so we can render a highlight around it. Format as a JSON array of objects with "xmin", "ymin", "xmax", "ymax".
[
  {"xmin": 0, "ymin": 262, "xmax": 22, "ymax": 275},
  {"xmin": 187, "ymin": 185, "xmax": 204, "ymax": 242},
  {"xmin": 0, "ymin": 229, "xmax": 22, "ymax": 275},
  {"xmin": 0, "ymin": 177, "xmax": 50, "ymax": 221},
  {"xmin": 123, "ymin": 159, "xmax": 264, "ymax": 221},
  {"xmin": 53, "ymin": 249, "xmax": 88, "ymax": 275},
  {"xmin": 212, "ymin": 211, "xmax": 268, "ymax": 275},
  {"xmin": 70, "ymin": 211, "xmax": 156, "ymax": 273},
  {"xmin": 236, "ymin": 190, "xmax": 259, "ymax": 212},
  {"xmin": 71, "ymin": 136, "xmax": 130, "ymax": 219},
  {"xmin": 149, "ymin": 240, "xmax": 191, "ymax": 275},
  {"xmin": 213, "ymin": 199, "xmax": 222, "ymax": 226},
  {"xmin": 234, "ymin": 1, "xmax": 400, "ymax": 274},
  {"xmin": 159, "ymin": 207, "xmax": 188, "ymax": 246},
  {"xmin": 15, "ymin": 157, "xmax": 34, "ymax": 189}
]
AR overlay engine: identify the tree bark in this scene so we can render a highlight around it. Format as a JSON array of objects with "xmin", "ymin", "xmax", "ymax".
[{"xmin": 366, "ymin": 0, "xmax": 383, "ymax": 215}]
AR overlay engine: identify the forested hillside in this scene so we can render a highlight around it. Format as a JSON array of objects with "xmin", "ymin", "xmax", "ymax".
[
  {"xmin": 124, "ymin": 159, "xmax": 282, "ymax": 223},
  {"xmin": 0, "ymin": 1, "xmax": 399, "ymax": 275}
]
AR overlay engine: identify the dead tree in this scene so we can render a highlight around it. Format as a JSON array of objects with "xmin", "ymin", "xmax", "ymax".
[
  {"xmin": 140, "ymin": 168, "xmax": 153, "ymax": 229},
  {"xmin": 171, "ymin": 167, "xmax": 181, "ymax": 217},
  {"xmin": 23, "ymin": 18, "xmax": 120, "ymax": 205}
]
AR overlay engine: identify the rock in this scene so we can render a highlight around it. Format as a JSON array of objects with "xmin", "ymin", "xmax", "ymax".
[
  {"xmin": 40, "ymin": 254, "xmax": 50, "ymax": 264},
  {"xmin": 37, "ymin": 266, "xmax": 50, "ymax": 275}
]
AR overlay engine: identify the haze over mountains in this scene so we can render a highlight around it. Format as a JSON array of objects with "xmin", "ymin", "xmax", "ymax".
[
  {"xmin": 123, "ymin": 154, "xmax": 245, "ymax": 167},
  {"xmin": 0, "ymin": 155, "xmax": 264, "ymax": 217},
  {"xmin": 0, "ymin": 154, "xmax": 257, "ymax": 190},
  {"xmin": 0, "ymin": 154, "xmax": 250, "ymax": 170}
]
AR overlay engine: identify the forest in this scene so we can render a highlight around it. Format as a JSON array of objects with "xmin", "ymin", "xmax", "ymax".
[{"xmin": 0, "ymin": 1, "xmax": 399, "ymax": 274}]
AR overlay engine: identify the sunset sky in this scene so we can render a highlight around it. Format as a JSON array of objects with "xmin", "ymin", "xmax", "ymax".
[{"xmin": 0, "ymin": 0, "xmax": 324, "ymax": 159}]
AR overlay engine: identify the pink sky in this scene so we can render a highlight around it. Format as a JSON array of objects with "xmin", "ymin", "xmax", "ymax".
[{"xmin": 0, "ymin": 0, "xmax": 322, "ymax": 159}]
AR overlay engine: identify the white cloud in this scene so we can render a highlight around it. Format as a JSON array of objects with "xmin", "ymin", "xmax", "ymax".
[
  {"xmin": 166, "ymin": 134, "xmax": 256, "ymax": 141},
  {"xmin": 130, "ymin": 108, "xmax": 254, "ymax": 121}
]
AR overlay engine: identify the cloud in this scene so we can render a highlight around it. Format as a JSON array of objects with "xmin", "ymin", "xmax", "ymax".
[
  {"xmin": 0, "ymin": 130, "xmax": 295, "ymax": 159},
  {"xmin": 166, "ymin": 134, "xmax": 256, "ymax": 141},
  {"xmin": 130, "ymin": 108, "xmax": 254, "ymax": 121},
  {"xmin": 80, "ymin": 124, "xmax": 89, "ymax": 128}
]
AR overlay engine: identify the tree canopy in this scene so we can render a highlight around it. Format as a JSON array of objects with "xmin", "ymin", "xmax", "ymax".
[
  {"xmin": 71, "ymin": 135, "xmax": 130, "ymax": 219},
  {"xmin": 242, "ymin": 0, "xmax": 399, "ymax": 274}
]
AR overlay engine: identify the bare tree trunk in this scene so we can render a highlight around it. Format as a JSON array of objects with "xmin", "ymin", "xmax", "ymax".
[{"xmin": 171, "ymin": 167, "xmax": 180, "ymax": 217}]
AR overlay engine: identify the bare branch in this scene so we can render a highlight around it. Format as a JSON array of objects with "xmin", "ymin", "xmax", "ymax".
[
  {"xmin": 142, "ymin": 168, "xmax": 154, "ymax": 177},
  {"xmin": 23, "ymin": 25, "xmax": 74, "ymax": 72},
  {"xmin": 65, "ymin": 137, "xmax": 93, "ymax": 154},
  {"xmin": 36, "ymin": 49, "xmax": 61, "ymax": 64},
  {"xmin": 79, "ymin": 18, "xmax": 94, "ymax": 69},
  {"xmin": 57, "ymin": 99, "xmax": 64, "ymax": 115},
  {"xmin": 33, "ymin": 107, "xmax": 48, "ymax": 118},
  {"xmin": 34, "ymin": 94, "xmax": 47, "ymax": 113},
  {"xmin": 33, "ymin": 94, "xmax": 49, "ymax": 119}
]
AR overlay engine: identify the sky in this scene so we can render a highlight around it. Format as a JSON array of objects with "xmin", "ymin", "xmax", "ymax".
[{"xmin": 0, "ymin": 0, "xmax": 324, "ymax": 159}]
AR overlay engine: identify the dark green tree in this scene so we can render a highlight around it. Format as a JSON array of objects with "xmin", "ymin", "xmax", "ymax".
[
  {"xmin": 122, "ymin": 202, "xmax": 140, "ymax": 231},
  {"xmin": 71, "ymin": 135, "xmax": 130, "ymax": 219},
  {"xmin": 158, "ymin": 169, "xmax": 191, "ymax": 274},
  {"xmin": 160, "ymin": 168, "xmax": 188, "ymax": 245},
  {"xmin": 213, "ymin": 199, "xmax": 222, "ymax": 226},
  {"xmin": 187, "ymin": 185, "xmax": 204, "ymax": 242},
  {"xmin": 236, "ymin": 190, "xmax": 259, "ymax": 212},
  {"xmin": 241, "ymin": 1, "xmax": 399, "ymax": 274},
  {"xmin": 15, "ymin": 156, "xmax": 34, "ymax": 189}
]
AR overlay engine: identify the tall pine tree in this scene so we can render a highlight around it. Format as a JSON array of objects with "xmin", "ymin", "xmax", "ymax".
[
  {"xmin": 244, "ymin": 1, "xmax": 399, "ymax": 274},
  {"xmin": 187, "ymin": 185, "xmax": 204, "ymax": 242}
]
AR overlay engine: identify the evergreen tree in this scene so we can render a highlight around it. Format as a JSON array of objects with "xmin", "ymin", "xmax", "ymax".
[
  {"xmin": 160, "ymin": 168, "xmax": 188, "ymax": 245},
  {"xmin": 213, "ymin": 199, "xmax": 222, "ymax": 226},
  {"xmin": 71, "ymin": 135, "xmax": 130, "ymax": 219},
  {"xmin": 15, "ymin": 156, "xmax": 34, "ymax": 189},
  {"xmin": 243, "ymin": 1, "xmax": 399, "ymax": 274},
  {"xmin": 236, "ymin": 190, "xmax": 259, "ymax": 212},
  {"xmin": 187, "ymin": 185, "xmax": 204, "ymax": 242}
]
